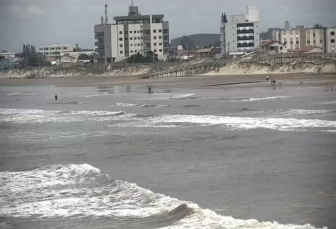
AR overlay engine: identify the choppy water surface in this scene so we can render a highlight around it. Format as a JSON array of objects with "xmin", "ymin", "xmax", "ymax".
[{"xmin": 0, "ymin": 84, "xmax": 335, "ymax": 229}]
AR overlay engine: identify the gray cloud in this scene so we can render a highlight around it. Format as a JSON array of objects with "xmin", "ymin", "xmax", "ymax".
[{"xmin": 1, "ymin": 0, "xmax": 336, "ymax": 52}]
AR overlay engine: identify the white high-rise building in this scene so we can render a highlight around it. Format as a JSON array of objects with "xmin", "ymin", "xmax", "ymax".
[
  {"xmin": 94, "ymin": 4, "xmax": 169, "ymax": 63},
  {"xmin": 220, "ymin": 5, "xmax": 260, "ymax": 56}
]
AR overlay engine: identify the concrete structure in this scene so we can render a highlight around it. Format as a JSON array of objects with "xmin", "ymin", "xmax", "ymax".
[
  {"xmin": 260, "ymin": 40, "xmax": 287, "ymax": 53},
  {"xmin": 94, "ymin": 4, "xmax": 169, "ymax": 63},
  {"xmin": 274, "ymin": 25, "xmax": 326, "ymax": 52},
  {"xmin": 38, "ymin": 44, "xmax": 74, "ymax": 57},
  {"xmin": 326, "ymin": 28, "xmax": 336, "ymax": 53},
  {"xmin": 220, "ymin": 5, "xmax": 260, "ymax": 56}
]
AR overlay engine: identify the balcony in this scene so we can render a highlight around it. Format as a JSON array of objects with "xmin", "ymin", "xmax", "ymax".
[
  {"xmin": 95, "ymin": 42, "xmax": 104, "ymax": 46},
  {"xmin": 237, "ymin": 36, "xmax": 254, "ymax": 41},
  {"xmin": 237, "ymin": 29, "xmax": 254, "ymax": 34}
]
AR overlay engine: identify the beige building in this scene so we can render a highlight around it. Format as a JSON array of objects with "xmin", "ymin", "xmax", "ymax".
[
  {"xmin": 326, "ymin": 28, "xmax": 336, "ymax": 53},
  {"xmin": 274, "ymin": 26, "xmax": 326, "ymax": 52},
  {"xmin": 38, "ymin": 44, "xmax": 74, "ymax": 57},
  {"xmin": 94, "ymin": 4, "xmax": 169, "ymax": 63}
]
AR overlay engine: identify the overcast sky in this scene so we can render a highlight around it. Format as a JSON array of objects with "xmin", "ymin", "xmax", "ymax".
[{"xmin": 0, "ymin": 0, "xmax": 335, "ymax": 52}]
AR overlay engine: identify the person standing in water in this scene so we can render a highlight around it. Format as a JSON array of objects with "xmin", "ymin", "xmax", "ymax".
[
  {"xmin": 266, "ymin": 75, "xmax": 269, "ymax": 81},
  {"xmin": 148, "ymin": 86, "xmax": 152, "ymax": 95},
  {"xmin": 55, "ymin": 94, "xmax": 58, "ymax": 100}
]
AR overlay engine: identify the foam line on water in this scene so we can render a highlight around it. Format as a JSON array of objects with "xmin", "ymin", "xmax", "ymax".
[{"xmin": 0, "ymin": 164, "xmax": 326, "ymax": 229}]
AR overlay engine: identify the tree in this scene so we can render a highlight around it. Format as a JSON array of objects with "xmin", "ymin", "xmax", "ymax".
[
  {"xmin": 313, "ymin": 23, "xmax": 324, "ymax": 28},
  {"xmin": 74, "ymin": 43, "xmax": 81, "ymax": 52},
  {"xmin": 78, "ymin": 54, "xmax": 90, "ymax": 60},
  {"xmin": 21, "ymin": 44, "xmax": 43, "ymax": 67}
]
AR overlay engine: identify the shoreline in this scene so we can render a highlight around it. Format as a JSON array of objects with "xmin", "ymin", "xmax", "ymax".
[{"xmin": 0, "ymin": 73, "xmax": 336, "ymax": 89}]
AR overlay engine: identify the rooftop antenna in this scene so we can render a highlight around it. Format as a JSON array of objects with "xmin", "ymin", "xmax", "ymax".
[
  {"xmin": 105, "ymin": 3, "xmax": 108, "ymax": 24},
  {"xmin": 131, "ymin": 0, "xmax": 134, "ymax": 7}
]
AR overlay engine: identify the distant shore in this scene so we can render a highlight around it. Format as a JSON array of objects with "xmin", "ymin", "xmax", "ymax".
[{"xmin": 1, "ymin": 73, "xmax": 336, "ymax": 89}]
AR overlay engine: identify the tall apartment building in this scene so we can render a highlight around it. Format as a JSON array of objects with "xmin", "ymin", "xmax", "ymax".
[
  {"xmin": 220, "ymin": 5, "xmax": 260, "ymax": 56},
  {"xmin": 38, "ymin": 44, "xmax": 74, "ymax": 57},
  {"xmin": 94, "ymin": 4, "xmax": 169, "ymax": 63},
  {"xmin": 326, "ymin": 28, "xmax": 336, "ymax": 53},
  {"xmin": 274, "ymin": 25, "xmax": 326, "ymax": 52}
]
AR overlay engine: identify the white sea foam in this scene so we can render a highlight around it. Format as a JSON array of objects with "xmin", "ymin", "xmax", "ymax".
[
  {"xmin": 149, "ymin": 114, "xmax": 336, "ymax": 132},
  {"xmin": 0, "ymin": 108, "xmax": 130, "ymax": 123},
  {"xmin": 235, "ymin": 96, "xmax": 291, "ymax": 102},
  {"xmin": 241, "ymin": 109, "xmax": 334, "ymax": 116},
  {"xmin": 171, "ymin": 93, "xmax": 197, "ymax": 99},
  {"xmin": 0, "ymin": 164, "xmax": 326, "ymax": 229},
  {"xmin": 112, "ymin": 103, "xmax": 169, "ymax": 108}
]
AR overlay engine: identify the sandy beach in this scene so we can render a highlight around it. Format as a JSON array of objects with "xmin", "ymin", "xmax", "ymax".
[{"xmin": 1, "ymin": 73, "xmax": 336, "ymax": 89}]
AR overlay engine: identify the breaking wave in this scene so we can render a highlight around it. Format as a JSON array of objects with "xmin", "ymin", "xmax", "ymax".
[
  {"xmin": 0, "ymin": 164, "xmax": 326, "ymax": 229},
  {"xmin": 112, "ymin": 103, "xmax": 170, "ymax": 108},
  {"xmin": 0, "ymin": 108, "xmax": 129, "ymax": 123},
  {"xmin": 234, "ymin": 96, "xmax": 291, "ymax": 102}
]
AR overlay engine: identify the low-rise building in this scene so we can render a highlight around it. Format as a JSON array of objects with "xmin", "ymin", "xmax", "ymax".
[
  {"xmin": 55, "ymin": 54, "xmax": 77, "ymax": 66},
  {"xmin": 274, "ymin": 24, "xmax": 326, "ymax": 52},
  {"xmin": 326, "ymin": 28, "xmax": 336, "ymax": 53},
  {"xmin": 260, "ymin": 40, "xmax": 287, "ymax": 53},
  {"xmin": 38, "ymin": 44, "xmax": 74, "ymax": 57}
]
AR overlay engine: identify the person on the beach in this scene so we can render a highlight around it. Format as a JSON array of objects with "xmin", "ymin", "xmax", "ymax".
[
  {"xmin": 148, "ymin": 86, "xmax": 152, "ymax": 95},
  {"xmin": 266, "ymin": 75, "xmax": 269, "ymax": 81},
  {"xmin": 55, "ymin": 94, "xmax": 58, "ymax": 100}
]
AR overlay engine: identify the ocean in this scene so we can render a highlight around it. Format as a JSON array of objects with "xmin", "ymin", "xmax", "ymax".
[{"xmin": 0, "ymin": 82, "xmax": 335, "ymax": 229}]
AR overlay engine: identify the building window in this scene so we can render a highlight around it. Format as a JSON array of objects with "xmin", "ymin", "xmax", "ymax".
[
  {"xmin": 154, "ymin": 49, "xmax": 157, "ymax": 52},
  {"xmin": 137, "ymin": 30, "xmax": 140, "ymax": 33},
  {"xmin": 154, "ymin": 36, "xmax": 157, "ymax": 39},
  {"xmin": 280, "ymin": 46, "xmax": 283, "ymax": 50},
  {"xmin": 120, "ymin": 44, "xmax": 123, "ymax": 47},
  {"xmin": 134, "ymin": 31, "xmax": 136, "ymax": 33},
  {"xmin": 130, "ymin": 31, "xmax": 132, "ymax": 33},
  {"xmin": 159, "ymin": 29, "xmax": 162, "ymax": 33},
  {"xmin": 290, "ymin": 41, "xmax": 293, "ymax": 44},
  {"xmin": 159, "ymin": 49, "xmax": 162, "ymax": 52},
  {"xmin": 313, "ymin": 33, "xmax": 315, "ymax": 36},
  {"xmin": 307, "ymin": 40, "xmax": 310, "ymax": 44},
  {"xmin": 320, "ymin": 40, "xmax": 322, "ymax": 43},
  {"xmin": 331, "ymin": 31, "xmax": 335, "ymax": 36},
  {"xmin": 131, "ymin": 50, "xmax": 133, "ymax": 53},
  {"xmin": 63, "ymin": 47, "xmax": 67, "ymax": 49},
  {"xmin": 130, "ymin": 37, "xmax": 133, "ymax": 40},
  {"xmin": 140, "ymin": 30, "xmax": 143, "ymax": 33},
  {"xmin": 154, "ymin": 43, "xmax": 157, "ymax": 46},
  {"xmin": 130, "ymin": 44, "xmax": 133, "ymax": 46},
  {"xmin": 159, "ymin": 36, "xmax": 162, "ymax": 39},
  {"xmin": 296, "ymin": 41, "xmax": 299, "ymax": 44},
  {"xmin": 138, "ymin": 44, "xmax": 140, "ymax": 46},
  {"xmin": 125, "ymin": 37, "xmax": 128, "ymax": 41},
  {"xmin": 120, "ymin": 51, "xmax": 123, "ymax": 54},
  {"xmin": 153, "ymin": 30, "xmax": 156, "ymax": 33},
  {"xmin": 134, "ymin": 37, "xmax": 137, "ymax": 40},
  {"xmin": 119, "ymin": 38, "xmax": 123, "ymax": 41},
  {"xmin": 119, "ymin": 31, "xmax": 122, "ymax": 34},
  {"xmin": 331, "ymin": 39, "xmax": 335, "ymax": 43},
  {"xmin": 159, "ymin": 43, "xmax": 162, "ymax": 46},
  {"xmin": 138, "ymin": 37, "xmax": 140, "ymax": 39},
  {"xmin": 313, "ymin": 40, "xmax": 316, "ymax": 43}
]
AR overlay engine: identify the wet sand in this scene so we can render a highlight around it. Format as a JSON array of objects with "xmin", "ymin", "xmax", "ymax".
[{"xmin": 1, "ymin": 73, "xmax": 336, "ymax": 89}]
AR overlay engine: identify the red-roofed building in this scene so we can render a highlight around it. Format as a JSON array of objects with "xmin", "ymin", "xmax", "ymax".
[{"xmin": 260, "ymin": 40, "xmax": 287, "ymax": 53}]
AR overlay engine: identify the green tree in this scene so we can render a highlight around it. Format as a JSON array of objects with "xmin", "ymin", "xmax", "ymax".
[{"xmin": 313, "ymin": 23, "xmax": 324, "ymax": 28}]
